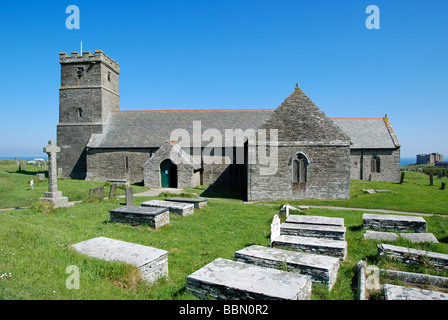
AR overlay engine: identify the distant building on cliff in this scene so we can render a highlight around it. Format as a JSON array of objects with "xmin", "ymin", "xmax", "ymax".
[{"xmin": 416, "ymin": 153, "xmax": 443, "ymax": 165}]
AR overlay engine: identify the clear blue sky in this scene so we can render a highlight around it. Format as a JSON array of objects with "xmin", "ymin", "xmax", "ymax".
[{"xmin": 0, "ymin": 0, "xmax": 447, "ymax": 159}]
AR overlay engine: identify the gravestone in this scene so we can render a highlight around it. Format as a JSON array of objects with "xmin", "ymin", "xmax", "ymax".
[
  {"xmin": 186, "ymin": 258, "xmax": 312, "ymax": 300},
  {"xmin": 141, "ymin": 200, "xmax": 194, "ymax": 216},
  {"xmin": 234, "ymin": 245, "xmax": 340, "ymax": 291},
  {"xmin": 71, "ymin": 237, "xmax": 168, "ymax": 284},
  {"xmin": 430, "ymin": 173, "xmax": 434, "ymax": 186},
  {"xmin": 36, "ymin": 173, "xmax": 45, "ymax": 181},
  {"xmin": 164, "ymin": 198, "xmax": 207, "ymax": 209},
  {"xmin": 286, "ymin": 215, "xmax": 344, "ymax": 227},
  {"xmin": 89, "ymin": 186, "xmax": 104, "ymax": 198},
  {"xmin": 110, "ymin": 206, "xmax": 170, "ymax": 228},
  {"xmin": 364, "ymin": 230, "xmax": 438, "ymax": 243},
  {"xmin": 271, "ymin": 215, "xmax": 347, "ymax": 261},
  {"xmin": 384, "ymin": 284, "xmax": 448, "ymax": 300},
  {"xmin": 125, "ymin": 187, "xmax": 133, "ymax": 205},
  {"xmin": 39, "ymin": 140, "xmax": 73, "ymax": 208},
  {"xmin": 109, "ymin": 183, "xmax": 118, "ymax": 199},
  {"xmin": 280, "ymin": 222, "xmax": 346, "ymax": 240},
  {"xmin": 377, "ymin": 244, "xmax": 448, "ymax": 270},
  {"xmin": 363, "ymin": 213, "xmax": 427, "ymax": 233},
  {"xmin": 399, "ymin": 172, "xmax": 405, "ymax": 184},
  {"xmin": 441, "ymin": 182, "xmax": 446, "ymax": 190}
]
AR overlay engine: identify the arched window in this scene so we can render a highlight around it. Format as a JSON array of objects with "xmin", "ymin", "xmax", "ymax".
[
  {"xmin": 292, "ymin": 153, "xmax": 309, "ymax": 191},
  {"xmin": 371, "ymin": 156, "xmax": 380, "ymax": 173}
]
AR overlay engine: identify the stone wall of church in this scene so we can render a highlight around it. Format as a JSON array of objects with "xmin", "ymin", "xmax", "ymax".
[
  {"xmin": 349, "ymin": 148, "xmax": 400, "ymax": 181},
  {"xmin": 247, "ymin": 145, "xmax": 351, "ymax": 201},
  {"xmin": 86, "ymin": 148, "xmax": 155, "ymax": 183}
]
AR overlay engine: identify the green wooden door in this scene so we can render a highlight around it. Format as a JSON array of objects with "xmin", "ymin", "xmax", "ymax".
[{"xmin": 160, "ymin": 159, "xmax": 171, "ymax": 187}]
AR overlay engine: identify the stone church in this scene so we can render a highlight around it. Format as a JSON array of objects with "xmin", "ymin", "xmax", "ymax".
[{"xmin": 57, "ymin": 50, "xmax": 400, "ymax": 201}]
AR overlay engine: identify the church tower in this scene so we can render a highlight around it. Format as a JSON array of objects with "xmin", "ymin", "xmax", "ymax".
[{"xmin": 57, "ymin": 50, "xmax": 120, "ymax": 178}]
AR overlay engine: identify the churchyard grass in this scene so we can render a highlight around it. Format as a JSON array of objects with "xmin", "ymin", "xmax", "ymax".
[
  {"xmin": 210, "ymin": 171, "xmax": 448, "ymax": 215},
  {"xmin": 1, "ymin": 160, "xmax": 448, "ymax": 300},
  {"xmin": 0, "ymin": 160, "xmax": 148, "ymax": 209}
]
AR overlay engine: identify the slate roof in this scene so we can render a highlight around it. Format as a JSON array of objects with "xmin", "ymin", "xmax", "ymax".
[
  {"xmin": 259, "ymin": 88, "xmax": 351, "ymax": 145},
  {"xmin": 87, "ymin": 99, "xmax": 399, "ymax": 150},
  {"xmin": 87, "ymin": 109, "xmax": 274, "ymax": 148},
  {"xmin": 331, "ymin": 118, "xmax": 400, "ymax": 149}
]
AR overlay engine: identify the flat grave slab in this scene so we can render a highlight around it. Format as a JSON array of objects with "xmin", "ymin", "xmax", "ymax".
[
  {"xmin": 364, "ymin": 230, "xmax": 438, "ymax": 243},
  {"xmin": 286, "ymin": 215, "xmax": 344, "ymax": 227},
  {"xmin": 165, "ymin": 197, "xmax": 207, "ymax": 208},
  {"xmin": 280, "ymin": 222, "xmax": 346, "ymax": 240},
  {"xmin": 377, "ymin": 244, "xmax": 448, "ymax": 270},
  {"xmin": 71, "ymin": 237, "xmax": 168, "ymax": 284},
  {"xmin": 272, "ymin": 235, "xmax": 347, "ymax": 261},
  {"xmin": 363, "ymin": 213, "xmax": 427, "ymax": 233},
  {"xmin": 384, "ymin": 284, "xmax": 448, "ymax": 300},
  {"xmin": 234, "ymin": 245, "xmax": 340, "ymax": 290},
  {"xmin": 186, "ymin": 258, "xmax": 312, "ymax": 300},
  {"xmin": 109, "ymin": 206, "xmax": 170, "ymax": 228},
  {"xmin": 141, "ymin": 200, "xmax": 194, "ymax": 216}
]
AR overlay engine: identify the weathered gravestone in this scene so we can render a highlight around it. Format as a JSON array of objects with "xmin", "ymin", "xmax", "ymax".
[
  {"xmin": 71, "ymin": 237, "xmax": 168, "ymax": 284},
  {"xmin": 109, "ymin": 183, "xmax": 118, "ymax": 199},
  {"xmin": 377, "ymin": 244, "xmax": 448, "ymax": 271},
  {"xmin": 234, "ymin": 245, "xmax": 340, "ymax": 291},
  {"xmin": 441, "ymin": 182, "xmax": 446, "ymax": 190},
  {"xmin": 165, "ymin": 197, "xmax": 207, "ymax": 209},
  {"xmin": 89, "ymin": 186, "xmax": 104, "ymax": 199},
  {"xmin": 271, "ymin": 215, "xmax": 347, "ymax": 261},
  {"xmin": 399, "ymin": 172, "xmax": 405, "ymax": 184},
  {"xmin": 109, "ymin": 206, "xmax": 170, "ymax": 229},
  {"xmin": 186, "ymin": 258, "xmax": 312, "ymax": 300},
  {"xmin": 36, "ymin": 173, "xmax": 45, "ymax": 181},
  {"xmin": 39, "ymin": 140, "xmax": 73, "ymax": 208},
  {"xmin": 384, "ymin": 284, "xmax": 448, "ymax": 300},
  {"xmin": 125, "ymin": 187, "xmax": 133, "ymax": 205},
  {"xmin": 141, "ymin": 200, "xmax": 194, "ymax": 216},
  {"xmin": 364, "ymin": 230, "xmax": 438, "ymax": 243},
  {"xmin": 363, "ymin": 214, "xmax": 427, "ymax": 233}
]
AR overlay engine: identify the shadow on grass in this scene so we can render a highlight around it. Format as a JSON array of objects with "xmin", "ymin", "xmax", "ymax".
[
  {"xmin": 439, "ymin": 236, "xmax": 448, "ymax": 244},
  {"xmin": 349, "ymin": 225, "xmax": 364, "ymax": 232},
  {"xmin": 7, "ymin": 170, "xmax": 47, "ymax": 177}
]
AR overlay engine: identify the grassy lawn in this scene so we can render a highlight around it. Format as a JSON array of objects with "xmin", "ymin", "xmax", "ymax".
[
  {"xmin": 0, "ymin": 160, "xmax": 148, "ymax": 209},
  {"xmin": 1, "ymin": 160, "xmax": 447, "ymax": 300}
]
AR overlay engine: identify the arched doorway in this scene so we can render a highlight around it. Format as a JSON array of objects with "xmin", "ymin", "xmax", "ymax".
[{"xmin": 160, "ymin": 159, "xmax": 178, "ymax": 188}]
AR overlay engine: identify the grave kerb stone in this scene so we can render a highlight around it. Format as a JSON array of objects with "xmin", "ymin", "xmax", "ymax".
[
  {"xmin": 109, "ymin": 206, "xmax": 170, "ymax": 229},
  {"xmin": 71, "ymin": 236, "xmax": 168, "ymax": 284},
  {"xmin": 186, "ymin": 258, "xmax": 312, "ymax": 300},
  {"xmin": 234, "ymin": 245, "xmax": 340, "ymax": 291}
]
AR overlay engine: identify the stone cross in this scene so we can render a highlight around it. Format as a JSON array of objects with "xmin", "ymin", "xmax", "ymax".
[
  {"xmin": 39, "ymin": 140, "xmax": 72, "ymax": 208},
  {"xmin": 43, "ymin": 140, "xmax": 61, "ymax": 195}
]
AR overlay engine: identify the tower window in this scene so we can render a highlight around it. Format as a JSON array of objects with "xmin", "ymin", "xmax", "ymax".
[
  {"xmin": 76, "ymin": 108, "xmax": 83, "ymax": 118},
  {"xmin": 107, "ymin": 71, "xmax": 111, "ymax": 82},
  {"xmin": 76, "ymin": 67, "xmax": 84, "ymax": 79}
]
